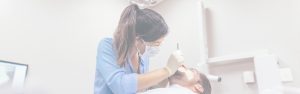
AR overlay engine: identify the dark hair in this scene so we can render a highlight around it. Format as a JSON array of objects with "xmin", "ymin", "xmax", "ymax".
[
  {"xmin": 113, "ymin": 4, "xmax": 168, "ymax": 66},
  {"xmin": 199, "ymin": 73, "xmax": 212, "ymax": 94}
]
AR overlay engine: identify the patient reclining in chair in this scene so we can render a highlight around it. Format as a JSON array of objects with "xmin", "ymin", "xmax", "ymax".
[{"xmin": 140, "ymin": 66, "xmax": 211, "ymax": 94}]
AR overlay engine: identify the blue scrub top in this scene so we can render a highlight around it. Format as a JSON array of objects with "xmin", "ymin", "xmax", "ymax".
[{"xmin": 94, "ymin": 38, "xmax": 150, "ymax": 94}]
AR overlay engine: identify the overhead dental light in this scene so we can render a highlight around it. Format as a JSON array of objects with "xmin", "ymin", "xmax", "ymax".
[{"xmin": 129, "ymin": 0, "xmax": 165, "ymax": 9}]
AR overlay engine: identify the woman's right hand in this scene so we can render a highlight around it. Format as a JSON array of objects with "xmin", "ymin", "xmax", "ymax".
[{"xmin": 165, "ymin": 50, "xmax": 184, "ymax": 76}]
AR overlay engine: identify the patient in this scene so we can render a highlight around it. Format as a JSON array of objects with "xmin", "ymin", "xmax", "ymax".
[{"xmin": 140, "ymin": 66, "xmax": 211, "ymax": 94}]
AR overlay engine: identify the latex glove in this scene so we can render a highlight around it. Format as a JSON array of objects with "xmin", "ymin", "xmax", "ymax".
[{"xmin": 165, "ymin": 50, "xmax": 184, "ymax": 76}]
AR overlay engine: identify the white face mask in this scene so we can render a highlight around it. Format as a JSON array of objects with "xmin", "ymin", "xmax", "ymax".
[
  {"xmin": 136, "ymin": 45, "xmax": 160, "ymax": 57},
  {"xmin": 136, "ymin": 38, "xmax": 161, "ymax": 57},
  {"xmin": 144, "ymin": 46, "xmax": 160, "ymax": 57}
]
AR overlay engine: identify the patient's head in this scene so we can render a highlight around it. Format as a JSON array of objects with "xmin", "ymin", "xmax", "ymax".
[{"xmin": 168, "ymin": 67, "xmax": 211, "ymax": 94}]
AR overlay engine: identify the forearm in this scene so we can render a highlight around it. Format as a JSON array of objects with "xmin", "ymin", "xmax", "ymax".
[
  {"xmin": 137, "ymin": 67, "xmax": 170, "ymax": 90},
  {"xmin": 155, "ymin": 78, "xmax": 169, "ymax": 88}
]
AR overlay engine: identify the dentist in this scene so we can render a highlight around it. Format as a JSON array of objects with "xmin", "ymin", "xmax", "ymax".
[{"xmin": 94, "ymin": 4, "xmax": 184, "ymax": 94}]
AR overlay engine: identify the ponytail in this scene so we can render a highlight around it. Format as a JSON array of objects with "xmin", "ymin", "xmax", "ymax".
[{"xmin": 114, "ymin": 4, "xmax": 140, "ymax": 66}]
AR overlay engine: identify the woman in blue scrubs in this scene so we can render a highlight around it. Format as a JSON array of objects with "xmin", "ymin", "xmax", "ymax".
[{"xmin": 94, "ymin": 4, "xmax": 184, "ymax": 94}]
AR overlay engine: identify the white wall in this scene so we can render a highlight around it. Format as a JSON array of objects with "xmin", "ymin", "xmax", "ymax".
[
  {"xmin": 203, "ymin": 0, "xmax": 300, "ymax": 94},
  {"xmin": 149, "ymin": 0, "xmax": 206, "ymax": 71}
]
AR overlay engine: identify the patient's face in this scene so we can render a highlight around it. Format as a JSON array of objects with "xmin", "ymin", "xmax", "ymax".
[
  {"xmin": 172, "ymin": 67, "xmax": 204, "ymax": 94},
  {"xmin": 176, "ymin": 66, "xmax": 200, "ymax": 85}
]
